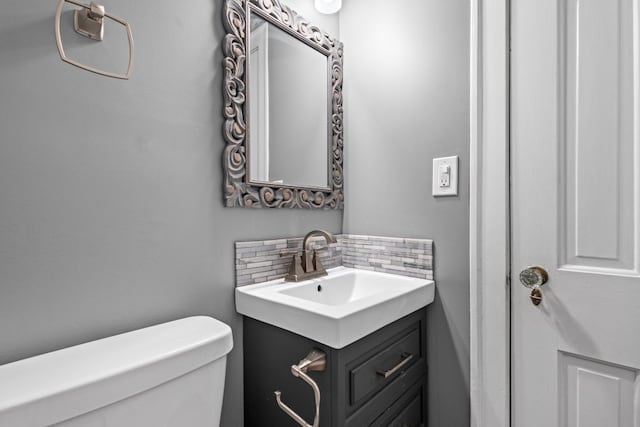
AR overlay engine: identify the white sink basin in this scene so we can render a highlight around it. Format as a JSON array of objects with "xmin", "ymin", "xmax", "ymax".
[{"xmin": 235, "ymin": 266, "xmax": 435, "ymax": 348}]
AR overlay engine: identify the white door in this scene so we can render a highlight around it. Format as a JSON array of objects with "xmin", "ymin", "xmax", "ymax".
[{"xmin": 511, "ymin": 0, "xmax": 640, "ymax": 426}]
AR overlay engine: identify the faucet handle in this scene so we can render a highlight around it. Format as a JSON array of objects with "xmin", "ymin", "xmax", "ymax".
[
  {"xmin": 312, "ymin": 251, "xmax": 327, "ymax": 274},
  {"xmin": 284, "ymin": 252, "xmax": 305, "ymax": 282}
]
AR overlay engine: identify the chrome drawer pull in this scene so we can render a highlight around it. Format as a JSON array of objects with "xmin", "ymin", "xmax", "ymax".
[{"xmin": 376, "ymin": 352, "xmax": 414, "ymax": 378}]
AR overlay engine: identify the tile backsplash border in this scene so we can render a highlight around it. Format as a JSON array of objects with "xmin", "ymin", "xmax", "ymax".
[{"xmin": 235, "ymin": 234, "xmax": 433, "ymax": 287}]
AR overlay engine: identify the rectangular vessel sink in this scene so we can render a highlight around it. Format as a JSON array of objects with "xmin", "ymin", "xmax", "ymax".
[{"xmin": 235, "ymin": 267, "xmax": 435, "ymax": 348}]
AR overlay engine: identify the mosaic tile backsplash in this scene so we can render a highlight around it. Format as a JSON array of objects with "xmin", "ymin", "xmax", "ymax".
[{"xmin": 235, "ymin": 234, "xmax": 433, "ymax": 286}]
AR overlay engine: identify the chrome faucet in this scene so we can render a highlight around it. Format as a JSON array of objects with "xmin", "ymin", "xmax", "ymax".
[{"xmin": 284, "ymin": 230, "xmax": 337, "ymax": 282}]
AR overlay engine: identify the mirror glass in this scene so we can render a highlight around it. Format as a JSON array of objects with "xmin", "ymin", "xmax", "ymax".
[{"xmin": 248, "ymin": 12, "xmax": 329, "ymax": 189}]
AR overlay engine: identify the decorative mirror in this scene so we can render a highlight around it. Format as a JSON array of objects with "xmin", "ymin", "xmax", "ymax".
[{"xmin": 223, "ymin": 0, "xmax": 344, "ymax": 209}]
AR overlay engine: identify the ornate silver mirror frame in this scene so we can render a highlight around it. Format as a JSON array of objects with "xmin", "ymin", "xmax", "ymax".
[{"xmin": 222, "ymin": 0, "xmax": 344, "ymax": 209}]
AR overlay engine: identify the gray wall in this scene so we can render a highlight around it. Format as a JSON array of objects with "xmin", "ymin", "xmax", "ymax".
[
  {"xmin": 340, "ymin": 1, "xmax": 470, "ymax": 426},
  {"xmin": 0, "ymin": 1, "xmax": 339, "ymax": 426}
]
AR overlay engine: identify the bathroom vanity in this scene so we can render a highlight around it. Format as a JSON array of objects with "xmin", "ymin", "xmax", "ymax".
[
  {"xmin": 235, "ymin": 234, "xmax": 435, "ymax": 426},
  {"xmin": 243, "ymin": 308, "xmax": 427, "ymax": 427}
]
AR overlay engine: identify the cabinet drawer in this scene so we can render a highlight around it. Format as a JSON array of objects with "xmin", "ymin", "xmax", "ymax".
[
  {"xmin": 350, "ymin": 327, "xmax": 421, "ymax": 405},
  {"xmin": 370, "ymin": 381, "xmax": 424, "ymax": 427},
  {"xmin": 387, "ymin": 394, "xmax": 422, "ymax": 427}
]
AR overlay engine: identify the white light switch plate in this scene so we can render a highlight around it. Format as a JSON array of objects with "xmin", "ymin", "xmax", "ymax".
[{"xmin": 432, "ymin": 156, "xmax": 458, "ymax": 196}]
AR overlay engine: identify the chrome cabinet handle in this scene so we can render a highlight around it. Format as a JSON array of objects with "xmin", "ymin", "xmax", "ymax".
[{"xmin": 377, "ymin": 352, "xmax": 414, "ymax": 378}]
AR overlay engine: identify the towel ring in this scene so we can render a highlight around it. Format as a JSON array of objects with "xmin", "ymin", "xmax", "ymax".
[{"xmin": 54, "ymin": 0, "xmax": 134, "ymax": 80}]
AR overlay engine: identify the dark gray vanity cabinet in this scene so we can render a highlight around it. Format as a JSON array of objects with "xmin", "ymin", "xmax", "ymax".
[{"xmin": 243, "ymin": 308, "xmax": 427, "ymax": 427}]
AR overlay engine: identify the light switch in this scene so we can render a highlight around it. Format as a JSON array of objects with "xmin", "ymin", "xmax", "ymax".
[{"xmin": 432, "ymin": 156, "xmax": 458, "ymax": 196}]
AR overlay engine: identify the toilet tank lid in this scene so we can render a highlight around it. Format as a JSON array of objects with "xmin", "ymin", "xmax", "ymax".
[{"xmin": 0, "ymin": 316, "xmax": 233, "ymax": 426}]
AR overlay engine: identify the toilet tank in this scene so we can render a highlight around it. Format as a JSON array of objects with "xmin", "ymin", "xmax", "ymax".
[{"xmin": 0, "ymin": 316, "xmax": 233, "ymax": 427}]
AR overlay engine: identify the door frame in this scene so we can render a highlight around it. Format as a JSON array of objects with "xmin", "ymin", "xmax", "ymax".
[{"xmin": 469, "ymin": 0, "xmax": 511, "ymax": 426}]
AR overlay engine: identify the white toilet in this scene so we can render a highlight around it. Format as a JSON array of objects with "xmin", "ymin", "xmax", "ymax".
[{"xmin": 0, "ymin": 316, "xmax": 233, "ymax": 427}]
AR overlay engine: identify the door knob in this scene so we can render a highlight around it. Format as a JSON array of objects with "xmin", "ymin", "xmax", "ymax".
[{"xmin": 519, "ymin": 266, "xmax": 548, "ymax": 306}]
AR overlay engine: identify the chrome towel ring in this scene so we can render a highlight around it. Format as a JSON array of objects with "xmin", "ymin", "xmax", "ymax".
[{"xmin": 54, "ymin": 0, "xmax": 134, "ymax": 80}]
